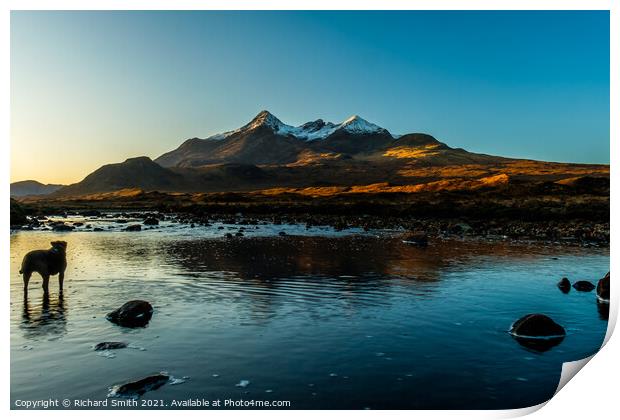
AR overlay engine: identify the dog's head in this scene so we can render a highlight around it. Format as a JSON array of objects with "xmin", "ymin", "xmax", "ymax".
[{"xmin": 50, "ymin": 241, "xmax": 68, "ymax": 253}]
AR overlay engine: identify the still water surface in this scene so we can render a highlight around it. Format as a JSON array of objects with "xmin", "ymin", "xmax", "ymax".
[{"xmin": 10, "ymin": 220, "xmax": 609, "ymax": 409}]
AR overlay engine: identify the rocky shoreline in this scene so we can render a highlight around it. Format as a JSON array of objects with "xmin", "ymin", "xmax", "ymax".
[{"xmin": 10, "ymin": 205, "xmax": 610, "ymax": 247}]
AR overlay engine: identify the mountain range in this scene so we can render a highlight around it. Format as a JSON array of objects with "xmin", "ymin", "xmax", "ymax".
[
  {"xmin": 13, "ymin": 111, "xmax": 609, "ymax": 198},
  {"xmin": 10, "ymin": 180, "xmax": 64, "ymax": 197}
]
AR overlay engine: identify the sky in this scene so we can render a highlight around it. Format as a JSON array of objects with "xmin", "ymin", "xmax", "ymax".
[{"xmin": 11, "ymin": 10, "xmax": 610, "ymax": 185}]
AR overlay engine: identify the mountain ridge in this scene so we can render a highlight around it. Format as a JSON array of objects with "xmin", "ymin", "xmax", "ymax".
[
  {"xmin": 33, "ymin": 111, "xmax": 609, "ymax": 198},
  {"xmin": 10, "ymin": 180, "xmax": 65, "ymax": 197}
]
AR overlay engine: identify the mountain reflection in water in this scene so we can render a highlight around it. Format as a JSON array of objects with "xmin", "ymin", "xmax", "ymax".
[{"xmin": 10, "ymin": 230, "xmax": 609, "ymax": 409}]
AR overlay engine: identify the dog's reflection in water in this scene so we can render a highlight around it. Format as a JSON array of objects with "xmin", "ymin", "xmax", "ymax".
[{"xmin": 21, "ymin": 292, "xmax": 67, "ymax": 339}]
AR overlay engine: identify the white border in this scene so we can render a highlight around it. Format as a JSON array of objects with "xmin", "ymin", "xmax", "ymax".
[{"xmin": 2, "ymin": 2, "xmax": 616, "ymax": 419}]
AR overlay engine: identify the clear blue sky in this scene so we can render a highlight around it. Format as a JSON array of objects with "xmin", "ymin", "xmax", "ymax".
[{"xmin": 11, "ymin": 10, "xmax": 610, "ymax": 184}]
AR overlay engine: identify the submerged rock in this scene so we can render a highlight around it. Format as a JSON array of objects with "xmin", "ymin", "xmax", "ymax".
[
  {"xmin": 596, "ymin": 272, "xmax": 610, "ymax": 303},
  {"xmin": 94, "ymin": 342, "xmax": 128, "ymax": 351},
  {"xmin": 106, "ymin": 300, "xmax": 153, "ymax": 327},
  {"xmin": 235, "ymin": 380, "xmax": 250, "ymax": 388},
  {"xmin": 509, "ymin": 314, "xmax": 566, "ymax": 352},
  {"xmin": 572, "ymin": 280, "xmax": 596, "ymax": 292},
  {"xmin": 557, "ymin": 277, "xmax": 571, "ymax": 294},
  {"xmin": 108, "ymin": 373, "xmax": 170, "ymax": 398}
]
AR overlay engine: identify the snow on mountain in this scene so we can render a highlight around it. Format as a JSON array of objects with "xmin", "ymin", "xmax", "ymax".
[{"xmin": 206, "ymin": 111, "xmax": 390, "ymax": 141}]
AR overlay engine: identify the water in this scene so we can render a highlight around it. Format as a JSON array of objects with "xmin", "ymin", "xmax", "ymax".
[{"xmin": 10, "ymin": 218, "xmax": 609, "ymax": 409}]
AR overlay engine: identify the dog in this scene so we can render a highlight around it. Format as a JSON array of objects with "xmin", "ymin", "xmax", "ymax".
[{"xmin": 20, "ymin": 241, "xmax": 67, "ymax": 295}]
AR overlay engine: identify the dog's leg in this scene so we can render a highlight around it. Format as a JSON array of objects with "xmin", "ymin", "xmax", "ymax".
[
  {"xmin": 22, "ymin": 271, "xmax": 31, "ymax": 296},
  {"xmin": 42, "ymin": 274, "xmax": 50, "ymax": 294},
  {"xmin": 59, "ymin": 271, "xmax": 64, "ymax": 291}
]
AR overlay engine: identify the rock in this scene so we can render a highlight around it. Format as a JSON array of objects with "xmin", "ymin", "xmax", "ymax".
[
  {"xmin": 557, "ymin": 277, "xmax": 571, "ymax": 294},
  {"xmin": 449, "ymin": 223, "xmax": 472, "ymax": 235},
  {"xmin": 106, "ymin": 300, "xmax": 153, "ymax": 327},
  {"xmin": 143, "ymin": 217, "xmax": 159, "ymax": 226},
  {"xmin": 72, "ymin": 222, "xmax": 84, "ymax": 227},
  {"xmin": 93, "ymin": 227, "xmax": 104, "ymax": 232},
  {"xmin": 53, "ymin": 223, "xmax": 75, "ymax": 232},
  {"xmin": 510, "ymin": 314, "xmax": 566, "ymax": 337},
  {"xmin": 572, "ymin": 280, "xmax": 595, "ymax": 292},
  {"xmin": 109, "ymin": 373, "xmax": 170, "ymax": 398},
  {"xmin": 235, "ymin": 232, "xmax": 244, "ymax": 237},
  {"xmin": 509, "ymin": 314, "xmax": 566, "ymax": 352},
  {"xmin": 225, "ymin": 232, "xmax": 233, "ymax": 238},
  {"xmin": 95, "ymin": 342, "xmax": 128, "ymax": 351},
  {"xmin": 80, "ymin": 210, "xmax": 101, "ymax": 217},
  {"xmin": 597, "ymin": 300, "xmax": 609, "ymax": 321},
  {"xmin": 278, "ymin": 231, "xmax": 287, "ymax": 236},
  {"xmin": 124, "ymin": 224, "xmax": 142, "ymax": 232},
  {"xmin": 596, "ymin": 272, "xmax": 610, "ymax": 303},
  {"xmin": 10, "ymin": 199, "xmax": 29, "ymax": 226},
  {"xmin": 402, "ymin": 232, "xmax": 428, "ymax": 247}
]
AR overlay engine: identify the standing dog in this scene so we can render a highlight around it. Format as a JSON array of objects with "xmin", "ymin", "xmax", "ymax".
[{"xmin": 20, "ymin": 241, "xmax": 67, "ymax": 295}]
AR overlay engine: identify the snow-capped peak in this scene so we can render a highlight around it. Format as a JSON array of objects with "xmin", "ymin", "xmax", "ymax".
[
  {"xmin": 248, "ymin": 110, "xmax": 284, "ymax": 130},
  {"xmin": 206, "ymin": 111, "xmax": 390, "ymax": 141},
  {"xmin": 340, "ymin": 115, "xmax": 385, "ymax": 134}
]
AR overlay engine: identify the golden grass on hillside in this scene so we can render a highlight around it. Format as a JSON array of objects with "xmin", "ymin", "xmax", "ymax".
[
  {"xmin": 78, "ymin": 188, "xmax": 146, "ymax": 200},
  {"xmin": 256, "ymin": 174, "xmax": 511, "ymax": 198},
  {"xmin": 383, "ymin": 144, "xmax": 441, "ymax": 159},
  {"xmin": 287, "ymin": 151, "xmax": 343, "ymax": 166},
  {"xmin": 398, "ymin": 160, "xmax": 609, "ymax": 179}
]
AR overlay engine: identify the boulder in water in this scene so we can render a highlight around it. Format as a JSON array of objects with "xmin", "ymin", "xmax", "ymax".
[
  {"xmin": 510, "ymin": 314, "xmax": 566, "ymax": 338},
  {"xmin": 124, "ymin": 224, "xmax": 142, "ymax": 232},
  {"xmin": 509, "ymin": 314, "xmax": 566, "ymax": 352},
  {"xmin": 53, "ymin": 223, "xmax": 75, "ymax": 232},
  {"xmin": 596, "ymin": 272, "xmax": 610, "ymax": 303},
  {"xmin": 95, "ymin": 342, "xmax": 128, "ymax": 351},
  {"xmin": 597, "ymin": 300, "xmax": 609, "ymax": 321},
  {"xmin": 557, "ymin": 277, "xmax": 571, "ymax": 293},
  {"xmin": 109, "ymin": 373, "xmax": 170, "ymax": 398},
  {"xmin": 106, "ymin": 300, "xmax": 153, "ymax": 327},
  {"xmin": 80, "ymin": 210, "xmax": 101, "ymax": 217},
  {"xmin": 143, "ymin": 217, "xmax": 159, "ymax": 226},
  {"xmin": 573, "ymin": 280, "xmax": 595, "ymax": 292}
]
